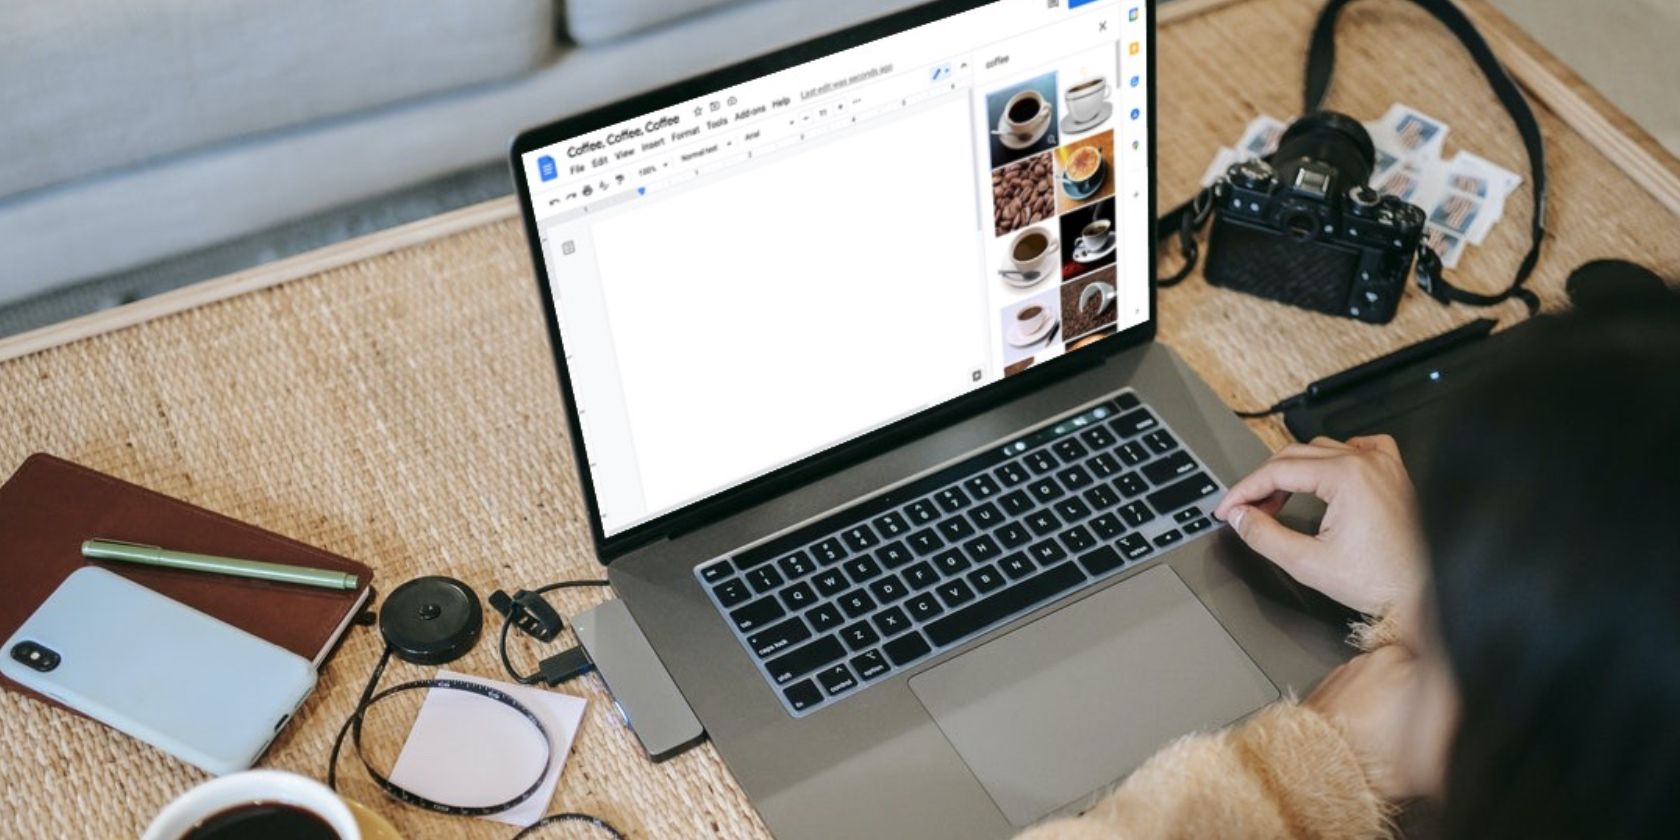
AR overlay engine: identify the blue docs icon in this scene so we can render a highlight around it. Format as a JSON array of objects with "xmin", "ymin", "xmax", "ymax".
[{"xmin": 538, "ymin": 155, "xmax": 558, "ymax": 182}]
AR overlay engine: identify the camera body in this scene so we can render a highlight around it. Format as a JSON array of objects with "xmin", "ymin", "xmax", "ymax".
[{"xmin": 1203, "ymin": 112, "xmax": 1426, "ymax": 324}]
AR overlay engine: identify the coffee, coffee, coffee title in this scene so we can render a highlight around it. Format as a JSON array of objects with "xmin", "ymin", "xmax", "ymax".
[{"xmin": 566, "ymin": 114, "xmax": 683, "ymax": 158}]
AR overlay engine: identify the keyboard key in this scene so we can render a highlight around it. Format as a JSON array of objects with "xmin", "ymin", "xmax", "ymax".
[
  {"xmin": 1059, "ymin": 524, "xmax": 1097, "ymax": 553},
  {"xmin": 838, "ymin": 589, "xmax": 877, "ymax": 618},
  {"xmin": 999, "ymin": 552, "xmax": 1036, "ymax": 579},
  {"xmin": 937, "ymin": 578, "xmax": 976, "ymax": 608},
  {"xmin": 935, "ymin": 487, "xmax": 971, "ymax": 513},
  {"xmin": 777, "ymin": 551, "xmax": 816, "ymax": 580},
  {"xmin": 765, "ymin": 635, "xmax": 843, "ymax": 684},
  {"xmin": 1110, "ymin": 409, "xmax": 1160, "ymax": 438},
  {"xmin": 851, "ymin": 650, "xmax": 890, "ymax": 681},
  {"xmin": 812, "ymin": 537, "xmax": 847, "ymax": 565},
  {"xmin": 1143, "ymin": 430, "xmax": 1178, "ymax": 455},
  {"xmin": 1056, "ymin": 464, "xmax": 1094, "ymax": 490},
  {"xmin": 925, "ymin": 561, "xmax": 1087, "ymax": 647},
  {"xmin": 1089, "ymin": 512, "xmax": 1126, "ymax": 540},
  {"xmin": 883, "ymin": 631, "xmax": 932, "ymax": 666},
  {"xmin": 839, "ymin": 621, "xmax": 880, "ymax": 651},
  {"xmin": 1054, "ymin": 497, "xmax": 1092, "ymax": 522},
  {"xmin": 1080, "ymin": 425, "xmax": 1118, "ymax": 449},
  {"xmin": 967, "ymin": 564, "xmax": 1006, "ymax": 594},
  {"xmin": 817, "ymin": 664, "xmax": 859, "ymax": 696},
  {"xmin": 1146, "ymin": 472, "xmax": 1220, "ymax": 516},
  {"xmin": 1142, "ymin": 451, "xmax": 1199, "ymax": 485},
  {"xmin": 937, "ymin": 516, "xmax": 976, "ymax": 542},
  {"xmin": 967, "ymin": 501, "xmax": 1004, "ymax": 529},
  {"xmin": 1119, "ymin": 500, "xmax": 1154, "ymax": 527},
  {"xmin": 933, "ymin": 548, "xmax": 969, "ymax": 576},
  {"xmin": 1083, "ymin": 483, "xmax": 1121, "ymax": 510},
  {"xmin": 1116, "ymin": 442, "xmax": 1150, "ymax": 466},
  {"xmin": 873, "ymin": 606, "xmax": 911, "ymax": 636},
  {"xmin": 1088, "ymin": 452, "xmax": 1122, "ymax": 478},
  {"xmin": 963, "ymin": 534, "xmax": 1002, "ymax": 562},
  {"xmin": 964, "ymin": 473, "xmax": 1001, "ymax": 499},
  {"xmin": 700, "ymin": 562, "xmax": 733, "ymax": 584},
  {"xmin": 1025, "ymin": 509, "xmax": 1062, "ymax": 536},
  {"xmin": 868, "ymin": 574, "xmax": 908, "ymax": 604},
  {"xmin": 903, "ymin": 561, "xmax": 939, "ymax": 590},
  {"xmin": 781, "ymin": 582, "xmax": 817, "ymax": 611},
  {"xmin": 1183, "ymin": 517, "xmax": 1213, "ymax": 534},
  {"xmin": 1029, "ymin": 539, "xmax": 1068, "ymax": 566},
  {"xmin": 713, "ymin": 578, "xmax": 751, "ymax": 607},
  {"xmin": 995, "ymin": 461, "xmax": 1031, "ymax": 486},
  {"xmin": 1024, "ymin": 449, "xmax": 1058, "ymax": 474},
  {"xmin": 807, "ymin": 603, "xmax": 845, "ymax": 632},
  {"xmin": 843, "ymin": 555, "xmax": 883, "ymax": 584},
  {"xmin": 905, "ymin": 499, "xmax": 940, "ymax": 525},
  {"xmin": 842, "ymin": 524, "xmax": 879, "ymax": 552},
  {"xmin": 784, "ymin": 679, "xmax": 822, "ymax": 712},
  {"xmin": 1029, "ymin": 477, "xmax": 1065, "ymax": 503},
  {"xmin": 1174, "ymin": 508, "xmax": 1203, "ymax": 524},
  {"xmin": 1118, "ymin": 534, "xmax": 1152, "ymax": 560},
  {"xmin": 748, "ymin": 617, "xmax": 812, "ymax": 658},
  {"xmin": 907, "ymin": 528, "xmax": 944, "ymax": 555},
  {"xmin": 1052, "ymin": 438, "xmax": 1089, "ymax": 462},
  {"xmin": 746, "ymin": 566, "xmax": 784, "ymax": 593},
  {"xmin": 873, "ymin": 511, "xmax": 910, "ymax": 538},
  {"xmin": 1115, "ymin": 392, "xmax": 1141, "ymax": 410},
  {"xmin": 731, "ymin": 596, "xmax": 786, "ymax": 632},
  {"xmin": 1114, "ymin": 472, "xmax": 1148, "ymax": 498},
  {"xmin": 999, "ymin": 490, "xmax": 1034, "ymax": 516},
  {"xmin": 905, "ymin": 592, "xmax": 945, "ymax": 622},
  {"xmin": 1154, "ymin": 530, "xmax": 1185, "ymax": 548},
  {"xmin": 996, "ymin": 521, "xmax": 1032, "ymax": 548},
  {"xmin": 875, "ymin": 541, "xmax": 913, "ymax": 569},
  {"xmin": 813, "ymin": 568, "xmax": 848, "ymax": 596},
  {"xmin": 1078, "ymin": 545, "xmax": 1127, "ymax": 577}
]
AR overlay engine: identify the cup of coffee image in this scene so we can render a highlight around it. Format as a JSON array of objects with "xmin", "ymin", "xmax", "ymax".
[
  {"xmin": 1016, "ymin": 304, "xmax": 1051, "ymax": 335},
  {"xmin": 1008, "ymin": 226, "xmax": 1059, "ymax": 272},
  {"xmin": 1063, "ymin": 146, "xmax": 1105, "ymax": 193},
  {"xmin": 143, "ymin": 770, "xmax": 361, "ymax": 840},
  {"xmin": 996, "ymin": 90, "xmax": 1051, "ymax": 145},
  {"xmin": 1080, "ymin": 219, "xmax": 1113, "ymax": 252},
  {"xmin": 1065, "ymin": 76, "xmax": 1111, "ymax": 125}
]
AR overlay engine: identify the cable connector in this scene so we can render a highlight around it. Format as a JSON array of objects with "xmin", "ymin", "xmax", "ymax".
[
  {"xmin": 535, "ymin": 646, "xmax": 594, "ymax": 687},
  {"xmin": 489, "ymin": 589, "xmax": 564, "ymax": 642}
]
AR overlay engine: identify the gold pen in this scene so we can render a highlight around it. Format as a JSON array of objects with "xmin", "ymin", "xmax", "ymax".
[{"xmin": 82, "ymin": 539, "xmax": 360, "ymax": 591}]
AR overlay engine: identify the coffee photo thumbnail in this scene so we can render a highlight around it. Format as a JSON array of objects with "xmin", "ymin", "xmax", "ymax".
[
  {"xmin": 1059, "ymin": 265, "xmax": 1119, "ymax": 344},
  {"xmin": 984, "ymin": 72, "xmax": 1060, "ymax": 169},
  {"xmin": 993, "ymin": 152, "xmax": 1056, "ymax": 238},
  {"xmin": 1057, "ymin": 196, "xmax": 1118, "ymax": 281},
  {"xmin": 1054, "ymin": 131, "xmax": 1115, "ymax": 214},
  {"xmin": 1000, "ymin": 287, "xmax": 1062, "ymax": 366}
]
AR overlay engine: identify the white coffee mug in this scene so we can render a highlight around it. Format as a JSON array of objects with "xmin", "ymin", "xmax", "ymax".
[
  {"xmin": 142, "ymin": 770, "xmax": 361, "ymax": 840},
  {"xmin": 1080, "ymin": 220, "xmax": 1113, "ymax": 251},
  {"xmin": 1065, "ymin": 76, "xmax": 1110, "ymax": 124},
  {"xmin": 999, "ymin": 90, "xmax": 1050, "ymax": 142},
  {"xmin": 1015, "ymin": 304, "xmax": 1050, "ymax": 334}
]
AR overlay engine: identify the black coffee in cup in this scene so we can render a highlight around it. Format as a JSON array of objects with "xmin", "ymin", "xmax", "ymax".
[
  {"xmin": 184, "ymin": 802, "xmax": 339, "ymax": 840},
  {"xmin": 1008, "ymin": 98, "xmax": 1041, "ymax": 123}
]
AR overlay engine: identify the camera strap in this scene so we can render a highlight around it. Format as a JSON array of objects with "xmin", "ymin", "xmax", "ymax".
[{"xmin": 1160, "ymin": 0, "xmax": 1547, "ymax": 315}]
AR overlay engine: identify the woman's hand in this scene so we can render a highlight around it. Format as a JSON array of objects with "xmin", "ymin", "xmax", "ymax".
[
  {"xmin": 1305, "ymin": 646, "xmax": 1441, "ymax": 801},
  {"xmin": 1213, "ymin": 435, "xmax": 1426, "ymax": 618}
]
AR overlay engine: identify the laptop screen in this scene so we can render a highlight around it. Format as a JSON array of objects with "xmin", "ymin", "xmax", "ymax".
[{"xmin": 518, "ymin": 0, "xmax": 1150, "ymax": 540}]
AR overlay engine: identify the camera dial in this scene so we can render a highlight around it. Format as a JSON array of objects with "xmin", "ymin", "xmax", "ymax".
[
  {"xmin": 1348, "ymin": 185, "xmax": 1382, "ymax": 217},
  {"xmin": 1229, "ymin": 159, "xmax": 1275, "ymax": 190}
]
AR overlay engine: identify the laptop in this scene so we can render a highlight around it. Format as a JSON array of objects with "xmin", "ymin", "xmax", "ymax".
[{"xmin": 511, "ymin": 2, "xmax": 1349, "ymax": 836}]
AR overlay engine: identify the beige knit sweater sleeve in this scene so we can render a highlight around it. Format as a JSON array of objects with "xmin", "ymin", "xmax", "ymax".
[{"xmin": 1016, "ymin": 702, "xmax": 1391, "ymax": 840}]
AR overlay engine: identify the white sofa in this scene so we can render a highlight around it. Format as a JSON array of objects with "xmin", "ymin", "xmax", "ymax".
[{"xmin": 0, "ymin": 0, "xmax": 924, "ymax": 306}]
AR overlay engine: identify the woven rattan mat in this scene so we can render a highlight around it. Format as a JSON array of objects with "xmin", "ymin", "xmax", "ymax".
[{"xmin": 2, "ymin": 0, "xmax": 1677, "ymax": 837}]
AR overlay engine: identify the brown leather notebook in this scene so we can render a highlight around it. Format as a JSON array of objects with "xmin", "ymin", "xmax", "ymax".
[{"xmin": 0, "ymin": 453, "xmax": 373, "ymax": 714}]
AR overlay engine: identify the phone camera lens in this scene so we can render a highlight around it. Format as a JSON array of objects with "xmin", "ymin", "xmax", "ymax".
[{"xmin": 10, "ymin": 642, "xmax": 60, "ymax": 673}]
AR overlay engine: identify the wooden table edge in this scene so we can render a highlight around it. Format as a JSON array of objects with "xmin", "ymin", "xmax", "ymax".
[{"xmin": 1, "ymin": 0, "xmax": 1673, "ymax": 367}]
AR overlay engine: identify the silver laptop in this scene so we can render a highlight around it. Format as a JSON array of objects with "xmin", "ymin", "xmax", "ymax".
[{"xmin": 511, "ymin": 1, "xmax": 1349, "ymax": 836}]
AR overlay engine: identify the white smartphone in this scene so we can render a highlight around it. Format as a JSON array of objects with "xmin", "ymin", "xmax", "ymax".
[{"xmin": 2, "ymin": 566, "xmax": 317, "ymax": 776}]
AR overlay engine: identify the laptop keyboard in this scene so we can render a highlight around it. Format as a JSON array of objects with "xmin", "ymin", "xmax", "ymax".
[{"xmin": 695, "ymin": 390, "xmax": 1226, "ymax": 717}]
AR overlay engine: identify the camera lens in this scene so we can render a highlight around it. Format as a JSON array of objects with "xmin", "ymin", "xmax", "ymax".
[
  {"xmin": 10, "ymin": 641, "xmax": 60, "ymax": 673},
  {"xmin": 1272, "ymin": 111, "xmax": 1376, "ymax": 196}
]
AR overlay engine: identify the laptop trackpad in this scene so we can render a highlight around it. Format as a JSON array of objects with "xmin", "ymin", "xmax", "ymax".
[{"xmin": 908, "ymin": 566, "xmax": 1279, "ymax": 827}]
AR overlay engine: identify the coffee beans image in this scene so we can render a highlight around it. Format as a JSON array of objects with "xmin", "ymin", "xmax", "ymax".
[{"xmin": 993, "ymin": 152, "xmax": 1056, "ymax": 237}]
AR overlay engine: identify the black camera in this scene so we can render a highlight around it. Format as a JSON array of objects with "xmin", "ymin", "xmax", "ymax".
[
  {"xmin": 1204, "ymin": 112, "xmax": 1426, "ymax": 324},
  {"xmin": 10, "ymin": 641, "xmax": 59, "ymax": 673}
]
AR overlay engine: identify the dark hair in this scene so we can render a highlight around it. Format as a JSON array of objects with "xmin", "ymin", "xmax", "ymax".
[{"xmin": 1418, "ymin": 295, "xmax": 1680, "ymax": 840}]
